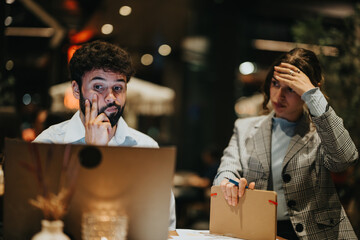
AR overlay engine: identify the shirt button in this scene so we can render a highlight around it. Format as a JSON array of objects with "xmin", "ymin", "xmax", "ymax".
[
  {"xmin": 287, "ymin": 200, "xmax": 296, "ymax": 208},
  {"xmin": 282, "ymin": 174, "xmax": 291, "ymax": 183},
  {"xmin": 295, "ymin": 223, "xmax": 304, "ymax": 232}
]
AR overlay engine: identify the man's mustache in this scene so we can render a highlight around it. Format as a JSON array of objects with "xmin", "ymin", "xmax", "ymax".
[{"xmin": 98, "ymin": 102, "xmax": 121, "ymax": 115}]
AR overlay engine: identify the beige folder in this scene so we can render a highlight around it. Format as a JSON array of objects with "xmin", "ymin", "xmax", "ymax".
[{"xmin": 210, "ymin": 185, "xmax": 277, "ymax": 240}]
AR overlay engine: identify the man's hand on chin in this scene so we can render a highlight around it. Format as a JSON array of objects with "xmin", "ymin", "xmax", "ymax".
[{"xmin": 84, "ymin": 95, "xmax": 112, "ymax": 145}]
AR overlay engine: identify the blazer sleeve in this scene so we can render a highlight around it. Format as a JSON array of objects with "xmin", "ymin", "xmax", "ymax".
[
  {"xmin": 213, "ymin": 119, "xmax": 244, "ymax": 185},
  {"xmin": 311, "ymin": 106, "xmax": 358, "ymax": 172}
]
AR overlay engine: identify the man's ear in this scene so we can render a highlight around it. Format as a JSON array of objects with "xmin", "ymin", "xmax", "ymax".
[{"xmin": 71, "ymin": 80, "xmax": 80, "ymax": 100}]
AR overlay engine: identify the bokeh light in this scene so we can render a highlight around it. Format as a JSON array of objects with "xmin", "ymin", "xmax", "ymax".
[
  {"xmin": 101, "ymin": 24, "xmax": 113, "ymax": 35},
  {"xmin": 22, "ymin": 94, "xmax": 32, "ymax": 105},
  {"xmin": 239, "ymin": 62, "xmax": 256, "ymax": 75},
  {"xmin": 5, "ymin": 60, "xmax": 14, "ymax": 71},
  {"xmin": 119, "ymin": 6, "xmax": 132, "ymax": 16},
  {"xmin": 158, "ymin": 44, "xmax": 171, "ymax": 56},
  {"xmin": 141, "ymin": 54, "xmax": 154, "ymax": 66}
]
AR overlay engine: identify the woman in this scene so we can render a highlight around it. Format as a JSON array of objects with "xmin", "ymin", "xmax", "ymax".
[{"xmin": 214, "ymin": 48, "xmax": 358, "ymax": 239}]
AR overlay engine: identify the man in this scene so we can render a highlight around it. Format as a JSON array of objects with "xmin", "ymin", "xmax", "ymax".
[{"xmin": 34, "ymin": 40, "xmax": 176, "ymax": 229}]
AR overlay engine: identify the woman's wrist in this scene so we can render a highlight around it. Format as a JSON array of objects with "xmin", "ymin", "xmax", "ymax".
[{"xmin": 301, "ymin": 88, "xmax": 328, "ymax": 117}]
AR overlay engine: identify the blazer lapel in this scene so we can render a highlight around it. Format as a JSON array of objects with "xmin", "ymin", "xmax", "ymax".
[
  {"xmin": 252, "ymin": 113, "xmax": 273, "ymax": 174},
  {"xmin": 283, "ymin": 112, "xmax": 316, "ymax": 168}
]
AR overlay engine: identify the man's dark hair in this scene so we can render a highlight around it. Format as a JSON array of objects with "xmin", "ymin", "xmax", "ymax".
[{"xmin": 69, "ymin": 40, "xmax": 135, "ymax": 89}]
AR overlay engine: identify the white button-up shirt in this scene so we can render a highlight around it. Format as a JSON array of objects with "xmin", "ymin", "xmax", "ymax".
[{"xmin": 35, "ymin": 111, "xmax": 158, "ymax": 147}]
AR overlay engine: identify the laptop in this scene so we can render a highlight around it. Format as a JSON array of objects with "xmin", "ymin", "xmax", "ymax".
[{"xmin": 3, "ymin": 138, "xmax": 176, "ymax": 240}]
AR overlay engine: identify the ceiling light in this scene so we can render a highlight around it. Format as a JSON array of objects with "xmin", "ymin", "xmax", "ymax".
[
  {"xmin": 5, "ymin": 27, "xmax": 54, "ymax": 37},
  {"xmin": 252, "ymin": 39, "xmax": 338, "ymax": 57}
]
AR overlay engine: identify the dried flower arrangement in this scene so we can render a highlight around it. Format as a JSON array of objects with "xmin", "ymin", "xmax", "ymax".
[{"xmin": 20, "ymin": 143, "xmax": 79, "ymax": 220}]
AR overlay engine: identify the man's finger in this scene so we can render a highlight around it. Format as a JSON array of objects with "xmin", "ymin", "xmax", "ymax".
[
  {"xmin": 85, "ymin": 99, "xmax": 91, "ymax": 125},
  {"xmin": 93, "ymin": 113, "xmax": 110, "ymax": 125},
  {"xmin": 107, "ymin": 124, "xmax": 112, "ymax": 136},
  {"xmin": 248, "ymin": 182, "xmax": 255, "ymax": 190},
  {"xmin": 90, "ymin": 95, "xmax": 98, "ymax": 120}
]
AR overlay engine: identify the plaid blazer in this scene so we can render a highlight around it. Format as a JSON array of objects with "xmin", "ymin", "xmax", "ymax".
[{"xmin": 214, "ymin": 107, "xmax": 358, "ymax": 239}]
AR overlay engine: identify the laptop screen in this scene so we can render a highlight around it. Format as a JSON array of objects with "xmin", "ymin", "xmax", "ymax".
[{"xmin": 4, "ymin": 138, "xmax": 176, "ymax": 240}]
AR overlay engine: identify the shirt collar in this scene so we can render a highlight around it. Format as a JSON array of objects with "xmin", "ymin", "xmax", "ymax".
[
  {"xmin": 109, "ymin": 117, "xmax": 132, "ymax": 145},
  {"xmin": 64, "ymin": 111, "xmax": 85, "ymax": 143}
]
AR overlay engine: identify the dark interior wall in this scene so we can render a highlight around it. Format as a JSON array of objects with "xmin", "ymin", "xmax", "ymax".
[
  {"xmin": 177, "ymin": 1, "xmax": 243, "ymax": 171},
  {"xmin": 0, "ymin": 0, "xmax": 4, "ymax": 64}
]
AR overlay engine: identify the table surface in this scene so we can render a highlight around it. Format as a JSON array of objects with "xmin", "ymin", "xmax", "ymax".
[{"xmin": 168, "ymin": 229, "xmax": 287, "ymax": 240}]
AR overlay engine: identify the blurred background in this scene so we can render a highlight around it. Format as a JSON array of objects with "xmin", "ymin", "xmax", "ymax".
[{"xmin": 1, "ymin": 0, "xmax": 360, "ymax": 235}]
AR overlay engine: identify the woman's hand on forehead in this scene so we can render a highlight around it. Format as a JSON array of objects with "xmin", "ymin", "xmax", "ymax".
[{"xmin": 273, "ymin": 63, "xmax": 315, "ymax": 96}]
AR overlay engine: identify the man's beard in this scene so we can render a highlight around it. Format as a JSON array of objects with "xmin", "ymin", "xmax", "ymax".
[{"xmin": 79, "ymin": 92, "xmax": 124, "ymax": 127}]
